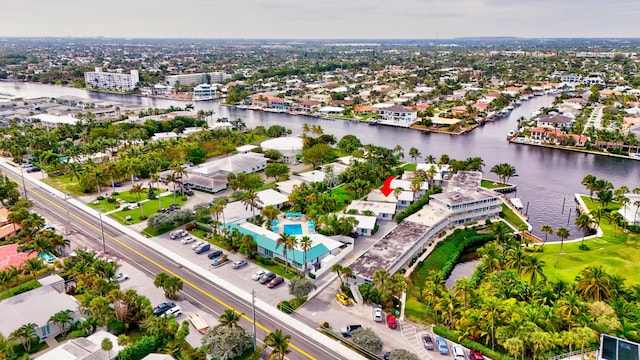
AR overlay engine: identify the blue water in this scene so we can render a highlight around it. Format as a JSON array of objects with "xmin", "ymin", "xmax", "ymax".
[
  {"xmin": 283, "ymin": 224, "xmax": 303, "ymax": 235},
  {"xmin": 59, "ymin": 157, "xmax": 68, "ymax": 163}
]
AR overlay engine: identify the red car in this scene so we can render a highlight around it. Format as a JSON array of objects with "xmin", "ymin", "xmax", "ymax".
[
  {"xmin": 267, "ymin": 276, "xmax": 284, "ymax": 288},
  {"xmin": 469, "ymin": 349, "xmax": 485, "ymax": 360},
  {"xmin": 386, "ymin": 314, "xmax": 398, "ymax": 329}
]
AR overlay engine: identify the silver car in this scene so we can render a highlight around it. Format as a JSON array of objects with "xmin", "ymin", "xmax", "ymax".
[{"xmin": 180, "ymin": 236, "xmax": 195, "ymax": 245}]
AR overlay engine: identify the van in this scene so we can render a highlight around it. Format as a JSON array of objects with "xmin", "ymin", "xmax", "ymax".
[{"xmin": 452, "ymin": 345, "xmax": 466, "ymax": 360}]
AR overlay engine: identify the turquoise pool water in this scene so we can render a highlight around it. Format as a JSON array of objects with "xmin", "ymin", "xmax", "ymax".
[
  {"xmin": 283, "ymin": 223, "xmax": 303, "ymax": 235},
  {"xmin": 39, "ymin": 252, "xmax": 55, "ymax": 263}
]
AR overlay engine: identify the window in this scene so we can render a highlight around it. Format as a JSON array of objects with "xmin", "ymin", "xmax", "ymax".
[{"xmin": 264, "ymin": 249, "xmax": 273, "ymax": 257}]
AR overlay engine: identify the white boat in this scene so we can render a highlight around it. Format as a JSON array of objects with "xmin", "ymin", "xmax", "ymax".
[
  {"xmin": 188, "ymin": 313, "xmax": 209, "ymax": 334},
  {"xmin": 507, "ymin": 130, "xmax": 516, "ymax": 138},
  {"xmin": 510, "ymin": 198, "xmax": 524, "ymax": 209}
]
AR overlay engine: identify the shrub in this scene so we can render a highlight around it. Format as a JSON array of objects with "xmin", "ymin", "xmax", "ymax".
[
  {"xmin": 107, "ymin": 319, "xmax": 126, "ymax": 335},
  {"xmin": 396, "ymin": 191, "xmax": 436, "ymax": 223},
  {"xmin": 185, "ymin": 223, "xmax": 196, "ymax": 231},
  {"xmin": 107, "ymin": 196, "xmax": 117, "ymax": 203},
  {"xmin": 67, "ymin": 330, "xmax": 86, "ymax": 339},
  {"xmin": 116, "ymin": 335, "xmax": 163, "ymax": 360},
  {"xmin": 277, "ymin": 300, "xmax": 293, "ymax": 314},
  {"xmin": 0, "ymin": 279, "xmax": 42, "ymax": 301},
  {"xmin": 97, "ymin": 196, "xmax": 105, "ymax": 200},
  {"xmin": 319, "ymin": 321, "xmax": 330, "ymax": 329},
  {"xmin": 433, "ymin": 326, "xmax": 511, "ymax": 360}
]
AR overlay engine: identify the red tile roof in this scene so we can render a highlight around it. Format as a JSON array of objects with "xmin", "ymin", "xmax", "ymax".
[{"xmin": 0, "ymin": 243, "xmax": 36, "ymax": 271}]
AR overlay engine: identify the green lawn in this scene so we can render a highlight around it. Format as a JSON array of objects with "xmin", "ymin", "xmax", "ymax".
[
  {"xmin": 402, "ymin": 163, "xmax": 417, "ymax": 171},
  {"xmin": 43, "ymin": 174, "xmax": 85, "ymax": 195},
  {"xmin": 539, "ymin": 195, "xmax": 640, "ymax": 284},
  {"xmin": 480, "ymin": 179, "xmax": 510, "ymax": 189},
  {"xmin": 109, "ymin": 195, "xmax": 187, "ymax": 224},
  {"xmin": 331, "ymin": 185, "xmax": 354, "ymax": 209},
  {"xmin": 501, "ymin": 204, "xmax": 527, "ymax": 230}
]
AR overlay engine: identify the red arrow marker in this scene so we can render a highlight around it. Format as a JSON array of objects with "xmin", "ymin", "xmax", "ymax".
[{"xmin": 379, "ymin": 176, "xmax": 395, "ymax": 197}]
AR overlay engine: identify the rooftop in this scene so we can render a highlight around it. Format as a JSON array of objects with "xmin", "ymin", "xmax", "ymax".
[
  {"xmin": 260, "ymin": 137, "xmax": 304, "ymax": 152},
  {"xmin": 349, "ymin": 220, "xmax": 430, "ymax": 280},
  {"xmin": 447, "ymin": 171, "xmax": 482, "ymax": 190},
  {"xmin": 347, "ymin": 200, "xmax": 397, "ymax": 216}
]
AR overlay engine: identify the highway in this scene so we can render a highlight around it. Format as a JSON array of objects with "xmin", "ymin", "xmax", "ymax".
[{"xmin": 1, "ymin": 161, "xmax": 367, "ymax": 360}]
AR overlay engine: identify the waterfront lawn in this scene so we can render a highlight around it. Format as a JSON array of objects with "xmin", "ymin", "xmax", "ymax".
[
  {"xmin": 539, "ymin": 195, "xmax": 640, "ymax": 284},
  {"xmin": 480, "ymin": 179, "xmax": 509, "ymax": 189},
  {"xmin": 110, "ymin": 196, "xmax": 187, "ymax": 224},
  {"xmin": 402, "ymin": 163, "xmax": 417, "ymax": 171},
  {"xmin": 500, "ymin": 204, "xmax": 527, "ymax": 230}
]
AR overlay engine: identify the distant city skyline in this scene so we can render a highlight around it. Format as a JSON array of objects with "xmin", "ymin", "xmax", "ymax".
[{"xmin": 1, "ymin": 0, "xmax": 639, "ymax": 39}]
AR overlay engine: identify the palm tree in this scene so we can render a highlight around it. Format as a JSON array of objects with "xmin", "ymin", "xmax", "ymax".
[
  {"xmin": 26, "ymin": 236, "xmax": 55, "ymax": 257},
  {"xmin": 490, "ymin": 163, "xmax": 518, "ymax": 184},
  {"xmin": 373, "ymin": 269, "xmax": 391, "ymax": 288},
  {"xmin": 554, "ymin": 227, "xmax": 570, "ymax": 267},
  {"xmin": 129, "ymin": 183, "xmax": 146, "ymax": 220},
  {"xmin": 242, "ymin": 191, "xmax": 259, "ymax": 220},
  {"xmin": 22, "ymin": 258, "xmax": 45, "ymax": 280},
  {"xmin": 520, "ymin": 255, "xmax": 547, "ymax": 284},
  {"xmin": 393, "ymin": 144, "xmax": 404, "ymax": 160},
  {"xmin": 216, "ymin": 309, "xmax": 240, "ymax": 329},
  {"xmin": 540, "ymin": 224, "xmax": 553, "ymax": 247},
  {"xmin": 332, "ymin": 264, "xmax": 345, "ymax": 284},
  {"xmin": 581, "ymin": 174, "xmax": 597, "ymax": 197},
  {"xmin": 276, "ymin": 234, "xmax": 297, "ymax": 273},
  {"xmin": 575, "ymin": 266, "xmax": 613, "ymax": 302},
  {"xmin": 574, "ymin": 213, "xmax": 593, "ymax": 246},
  {"xmin": 261, "ymin": 206, "xmax": 280, "ymax": 228},
  {"xmin": 408, "ymin": 147, "xmax": 421, "ymax": 163},
  {"xmin": 263, "ymin": 328, "xmax": 291, "ymax": 360},
  {"xmin": 299, "ymin": 236, "xmax": 313, "ymax": 273},
  {"xmin": 48, "ymin": 309, "xmax": 74, "ymax": 337},
  {"xmin": 10, "ymin": 323, "xmax": 39, "ymax": 352},
  {"xmin": 596, "ymin": 189, "xmax": 614, "ymax": 209},
  {"xmin": 101, "ymin": 338, "xmax": 113, "ymax": 359}
]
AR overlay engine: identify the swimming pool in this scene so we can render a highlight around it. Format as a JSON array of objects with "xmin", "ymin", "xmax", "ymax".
[{"xmin": 283, "ymin": 223, "xmax": 303, "ymax": 235}]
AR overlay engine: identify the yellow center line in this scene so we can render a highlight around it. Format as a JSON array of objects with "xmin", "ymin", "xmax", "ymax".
[{"xmin": 28, "ymin": 185, "xmax": 316, "ymax": 359}]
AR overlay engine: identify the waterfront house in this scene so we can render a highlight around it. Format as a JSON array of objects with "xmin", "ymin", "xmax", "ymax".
[
  {"xmin": 317, "ymin": 106, "xmax": 345, "ymax": 115},
  {"xmin": 536, "ymin": 114, "xmax": 574, "ymax": 129},
  {"xmin": 378, "ymin": 105, "xmax": 417, "ymax": 125},
  {"xmin": 151, "ymin": 131, "xmax": 179, "ymax": 142},
  {"xmin": 528, "ymin": 127, "xmax": 587, "ymax": 146},
  {"xmin": 298, "ymin": 100, "xmax": 321, "ymax": 113},
  {"xmin": 354, "ymin": 106, "xmax": 378, "ymax": 115}
]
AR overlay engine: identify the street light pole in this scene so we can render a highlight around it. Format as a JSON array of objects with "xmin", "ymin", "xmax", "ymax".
[
  {"xmin": 19, "ymin": 166, "xmax": 28, "ymax": 203},
  {"xmin": 64, "ymin": 192, "xmax": 71, "ymax": 224},
  {"xmin": 252, "ymin": 288, "xmax": 257, "ymax": 352},
  {"xmin": 98, "ymin": 210, "xmax": 106, "ymax": 253}
]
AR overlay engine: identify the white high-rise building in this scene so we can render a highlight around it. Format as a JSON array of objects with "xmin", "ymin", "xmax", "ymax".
[
  {"xmin": 84, "ymin": 68, "xmax": 139, "ymax": 91},
  {"xmin": 165, "ymin": 72, "xmax": 229, "ymax": 86}
]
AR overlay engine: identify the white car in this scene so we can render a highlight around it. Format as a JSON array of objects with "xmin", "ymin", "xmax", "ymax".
[
  {"xmin": 162, "ymin": 305, "xmax": 182, "ymax": 318},
  {"xmin": 252, "ymin": 269, "xmax": 266, "ymax": 281},
  {"xmin": 170, "ymin": 229, "xmax": 188, "ymax": 239},
  {"xmin": 373, "ymin": 308, "xmax": 384, "ymax": 322},
  {"xmin": 180, "ymin": 236, "xmax": 195, "ymax": 245},
  {"xmin": 113, "ymin": 273, "xmax": 129, "ymax": 282},
  {"xmin": 191, "ymin": 241, "xmax": 204, "ymax": 250}
]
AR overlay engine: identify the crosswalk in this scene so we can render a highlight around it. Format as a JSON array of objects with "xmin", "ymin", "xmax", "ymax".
[{"xmin": 399, "ymin": 321, "xmax": 433, "ymax": 360}]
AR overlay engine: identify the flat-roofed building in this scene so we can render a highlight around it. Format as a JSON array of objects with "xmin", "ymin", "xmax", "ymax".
[
  {"xmin": 85, "ymin": 68, "xmax": 139, "ymax": 91},
  {"xmin": 346, "ymin": 200, "xmax": 396, "ymax": 220},
  {"xmin": 256, "ymin": 189, "xmax": 289, "ymax": 209},
  {"xmin": 338, "ymin": 213, "xmax": 377, "ymax": 237},
  {"xmin": 190, "ymin": 153, "xmax": 266, "ymax": 177}
]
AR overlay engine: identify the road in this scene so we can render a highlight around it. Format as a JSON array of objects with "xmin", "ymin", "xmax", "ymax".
[{"xmin": 1, "ymin": 161, "xmax": 368, "ymax": 360}]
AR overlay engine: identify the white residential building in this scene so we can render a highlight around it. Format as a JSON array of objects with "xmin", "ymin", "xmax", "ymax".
[
  {"xmin": 193, "ymin": 83, "xmax": 216, "ymax": 101},
  {"xmin": 378, "ymin": 105, "xmax": 418, "ymax": 125},
  {"xmin": 619, "ymin": 193, "xmax": 640, "ymax": 226},
  {"xmin": 166, "ymin": 72, "xmax": 229, "ymax": 86},
  {"xmin": 338, "ymin": 213, "xmax": 377, "ymax": 236},
  {"xmin": 84, "ymin": 68, "xmax": 139, "ymax": 91}
]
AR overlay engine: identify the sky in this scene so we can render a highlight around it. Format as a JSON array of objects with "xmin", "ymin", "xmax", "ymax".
[{"xmin": 1, "ymin": 0, "xmax": 639, "ymax": 39}]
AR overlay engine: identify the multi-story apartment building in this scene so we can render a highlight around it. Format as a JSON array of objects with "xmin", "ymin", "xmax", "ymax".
[
  {"xmin": 84, "ymin": 68, "xmax": 139, "ymax": 92},
  {"xmin": 193, "ymin": 84, "xmax": 216, "ymax": 101},
  {"xmin": 166, "ymin": 72, "xmax": 229, "ymax": 86}
]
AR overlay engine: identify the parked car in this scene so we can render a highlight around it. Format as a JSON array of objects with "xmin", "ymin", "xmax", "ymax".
[
  {"xmin": 208, "ymin": 250, "xmax": 223, "ymax": 259},
  {"xmin": 26, "ymin": 166, "xmax": 41, "ymax": 173},
  {"xmin": 386, "ymin": 313, "xmax": 398, "ymax": 329},
  {"xmin": 373, "ymin": 308, "xmax": 384, "ymax": 322},
  {"xmin": 436, "ymin": 336, "xmax": 450, "ymax": 355},
  {"xmin": 469, "ymin": 350, "xmax": 484, "ymax": 360},
  {"xmin": 195, "ymin": 244, "xmax": 211, "ymax": 254},
  {"xmin": 453, "ymin": 345, "xmax": 467, "ymax": 360},
  {"xmin": 113, "ymin": 182, "xmax": 122, "ymax": 187},
  {"xmin": 112, "ymin": 273, "xmax": 129, "ymax": 282},
  {"xmin": 191, "ymin": 241, "xmax": 205, "ymax": 250},
  {"xmin": 252, "ymin": 269, "xmax": 266, "ymax": 280},
  {"xmin": 340, "ymin": 324, "xmax": 361, "ymax": 337},
  {"xmin": 184, "ymin": 189, "xmax": 195, "ymax": 196},
  {"xmin": 267, "ymin": 276, "xmax": 284, "ymax": 288},
  {"xmin": 180, "ymin": 236, "xmax": 195, "ymax": 245},
  {"xmin": 336, "ymin": 293, "xmax": 352, "ymax": 306},
  {"xmin": 422, "ymin": 334, "xmax": 435, "ymax": 350},
  {"xmin": 232, "ymin": 260, "xmax": 248, "ymax": 269},
  {"xmin": 259, "ymin": 272, "xmax": 276, "ymax": 284},
  {"xmin": 153, "ymin": 302, "xmax": 176, "ymax": 316},
  {"xmin": 171, "ymin": 229, "xmax": 188, "ymax": 239},
  {"xmin": 163, "ymin": 305, "xmax": 182, "ymax": 318}
]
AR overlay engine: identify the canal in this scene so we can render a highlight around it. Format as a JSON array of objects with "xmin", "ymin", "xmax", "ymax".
[{"xmin": 1, "ymin": 81, "xmax": 638, "ymax": 239}]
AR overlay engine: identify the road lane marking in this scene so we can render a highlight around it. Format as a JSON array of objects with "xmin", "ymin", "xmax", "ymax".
[{"xmin": 24, "ymin": 184, "xmax": 317, "ymax": 360}]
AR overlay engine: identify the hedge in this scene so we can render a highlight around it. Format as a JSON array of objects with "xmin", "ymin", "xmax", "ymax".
[
  {"xmin": 116, "ymin": 335, "xmax": 164, "ymax": 360},
  {"xmin": 396, "ymin": 191, "xmax": 433, "ymax": 223},
  {"xmin": 0, "ymin": 279, "xmax": 42, "ymax": 301},
  {"xmin": 433, "ymin": 325, "xmax": 511, "ymax": 360},
  {"xmin": 411, "ymin": 229, "xmax": 494, "ymax": 286}
]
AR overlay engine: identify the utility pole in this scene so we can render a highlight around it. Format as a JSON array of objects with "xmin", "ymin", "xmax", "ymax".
[
  {"xmin": 64, "ymin": 192, "xmax": 71, "ymax": 224},
  {"xmin": 98, "ymin": 210, "xmax": 106, "ymax": 253},
  {"xmin": 19, "ymin": 166, "xmax": 28, "ymax": 202},
  {"xmin": 252, "ymin": 288, "xmax": 257, "ymax": 352}
]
